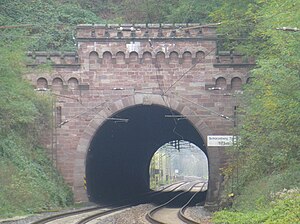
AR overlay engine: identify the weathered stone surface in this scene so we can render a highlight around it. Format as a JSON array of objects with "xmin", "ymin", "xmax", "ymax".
[{"xmin": 25, "ymin": 24, "xmax": 253, "ymax": 205}]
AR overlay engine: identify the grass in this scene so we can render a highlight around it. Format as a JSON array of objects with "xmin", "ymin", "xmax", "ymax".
[
  {"xmin": 0, "ymin": 137, "xmax": 73, "ymax": 218},
  {"xmin": 212, "ymin": 164, "xmax": 300, "ymax": 224}
]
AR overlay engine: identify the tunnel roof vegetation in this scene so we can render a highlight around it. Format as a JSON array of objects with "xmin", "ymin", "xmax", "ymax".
[
  {"xmin": 0, "ymin": 0, "xmax": 299, "ymax": 221},
  {"xmin": 0, "ymin": 0, "xmax": 221, "ymax": 51}
]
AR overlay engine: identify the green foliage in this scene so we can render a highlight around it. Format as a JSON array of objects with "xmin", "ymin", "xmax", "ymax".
[
  {"xmin": 166, "ymin": 0, "xmax": 221, "ymax": 23},
  {"xmin": 0, "ymin": 40, "xmax": 73, "ymax": 218},
  {"xmin": 213, "ymin": 188, "xmax": 300, "ymax": 224},
  {"xmin": 212, "ymin": 0, "xmax": 300, "ymax": 54},
  {"xmin": 212, "ymin": 0, "xmax": 300, "ymax": 222},
  {"xmin": 0, "ymin": 0, "xmax": 103, "ymax": 51},
  {"xmin": 71, "ymin": 0, "xmax": 123, "ymax": 22},
  {"xmin": 233, "ymin": 164, "xmax": 300, "ymax": 211},
  {"xmin": 69, "ymin": 0, "xmax": 221, "ymax": 24},
  {"xmin": 118, "ymin": 0, "xmax": 221, "ymax": 23},
  {"xmin": 1, "ymin": 0, "xmax": 222, "ymax": 50},
  {"xmin": 0, "ymin": 135, "xmax": 73, "ymax": 217},
  {"xmin": 120, "ymin": 0, "xmax": 177, "ymax": 23},
  {"xmin": 213, "ymin": 0, "xmax": 300, "ymax": 188}
]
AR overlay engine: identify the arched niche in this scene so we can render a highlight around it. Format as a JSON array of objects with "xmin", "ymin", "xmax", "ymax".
[
  {"xmin": 116, "ymin": 51, "xmax": 125, "ymax": 64},
  {"xmin": 231, "ymin": 77, "xmax": 242, "ymax": 90},
  {"xmin": 156, "ymin": 51, "xmax": 165, "ymax": 63},
  {"xmin": 142, "ymin": 51, "xmax": 152, "ymax": 63},
  {"xmin": 182, "ymin": 51, "xmax": 192, "ymax": 64},
  {"xmin": 216, "ymin": 77, "xmax": 227, "ymax": 90},
  {"xmin": 169, "ymin": 51, "xmax": 179, "ymax": 63},
  {"xmin": 37, "ymin": 77, "xmax": 48, "ymax": 89},
  {"xmin": 129, "ymin": 51, "xmax": 139, "ymax": 63},
  {"xmin": 68, "ymin": 77, "xmax": 79, "ymax": 90},
  {"xmin": 52, "ymin": 77, "xmax": 63, "ymax": 91},
  {"xmin": 89, "ymin": 51, "xmax": 99, "ymax": 70},
  {"xmin": 103, "ymin": 51, "xmax": 112, "ymax": 64}
]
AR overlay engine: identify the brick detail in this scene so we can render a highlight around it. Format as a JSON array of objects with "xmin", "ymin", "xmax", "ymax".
[{"xmin": 25, "ymin": 24, "xmax": 254, "ymax": 204}]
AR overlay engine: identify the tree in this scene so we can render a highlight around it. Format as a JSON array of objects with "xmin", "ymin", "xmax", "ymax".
[
  {"xmin": 0, "ymin": 0, "xmax": 102, "ymax": 51},
  {"xmin": 166, "ymin": 0, "xmax": 221, "ymax": 23},
  {"xmin": 0, "ymin": 30, "xmax": 72, "ymax": 218},
  {"xmin": 114, "ymin": 0, "xmax": 220, "ymax": 24},
  {"xmin": 212, "ymin": 0, "xmax": 300, "ymax": 188}
]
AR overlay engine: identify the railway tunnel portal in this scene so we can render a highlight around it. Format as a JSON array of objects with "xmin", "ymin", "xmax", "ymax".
[
  {"xmin": 26, "ymin": 23, "xmax": 254, "ymax": 208},
  {"xmin": 86, "ymin": 103, "xmax": 207, "ymax": 203}
]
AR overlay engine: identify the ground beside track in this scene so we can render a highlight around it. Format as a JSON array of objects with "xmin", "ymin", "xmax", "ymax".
[
  {"xmin": 0, "ymin": 201, "xmax": 212, "ymax": 224},
  {"xmin": 0, "ymin": 203, "xmax": 97, "ymax": 224},
  {"xmin": 94, "ymin": 204, "xmax": 212, "ymax": 224},
  {"xmin": 186, "ymin": 206, "xmax": 212, "ymax": 224}
]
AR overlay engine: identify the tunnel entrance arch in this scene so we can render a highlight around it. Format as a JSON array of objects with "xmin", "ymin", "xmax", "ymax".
[
  {"xmin": 86, "ymin": 104, "xmax": 206, "ymax": 203},
  {"xmin": 74, "ymin": 94, "xmax": 220, "ymax": 204}
]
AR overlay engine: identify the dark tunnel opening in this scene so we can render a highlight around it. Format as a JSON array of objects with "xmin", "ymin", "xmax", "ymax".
[{"xmin": 86, "ymin": 104, "xmax": 207, "ymax": 204}]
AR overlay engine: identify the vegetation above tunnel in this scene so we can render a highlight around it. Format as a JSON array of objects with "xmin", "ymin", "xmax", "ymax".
[{"xmin": 0, "ymin": 0, "xmax": 221, "ymax": 51}]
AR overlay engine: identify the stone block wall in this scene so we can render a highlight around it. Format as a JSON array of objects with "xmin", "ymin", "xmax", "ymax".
[{"xmin": 25, "ymin": 24, "xmax": 254, "ymax": 204}]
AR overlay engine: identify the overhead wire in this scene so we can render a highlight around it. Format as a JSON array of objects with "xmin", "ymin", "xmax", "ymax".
[
  {"xmin": 154, "ymin": 52, "xmax": 184, "ymax": 140},
  {"xmin": 158, "ymin": 45, "xmax": 235, "ymax": 122},
  {"xmin": 170, "ymin": 92, "xmax": 233, "ymax": 121},
  {"xmin": 56, "ymin": 97, "xmax": 130, "ymax": 127},
  {"xmin": 36, "ymin": 21, "xmax": 235, "ymax": 126},
  {"xmin": 163, "ymin": 46, "xmax": 217, "ymax": 95}
]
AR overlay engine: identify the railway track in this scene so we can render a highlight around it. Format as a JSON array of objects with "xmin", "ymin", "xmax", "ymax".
[
  {"xmin": 75, "ymin": 205, "xmax": 131, "ymax": 224},
  {"xmin": 146, "ymin": 181, "xmax": 207, "ymax": 224},
  {"xmin": 30, "ymin": 181, "xmax": 188, "ymax": 224},
  {"xmin": 30, "ymin": 206, "xmax": 102, "ymax": 224}
]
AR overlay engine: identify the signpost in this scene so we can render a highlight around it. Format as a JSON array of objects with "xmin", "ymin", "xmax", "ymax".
[{"xmin": 207, "ymin": 135, "xmax": 236, "ymax": 147}]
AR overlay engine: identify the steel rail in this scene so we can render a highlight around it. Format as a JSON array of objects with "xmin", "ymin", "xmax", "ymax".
[
  {"xmin": 30, "ymin": 181, "xmax": 186, "ymax": 224},
  {"xmin": 75, "ymin": 205, "xmax": 131, "ymax": 224},
  {"xmin": 146, "ymin": 181, "xmax": 205, "ymax": 224},
  {"xmin": 30, "ymin": 206, "xmax": 102, "ymax": 224},
  {"xmin": 178, "ymin": 182, "xmax": 208, "ymax": 224},
  {"xmin": 75, "ymin": 182, "xmax": 190, "ymax": 224},
  {"xmin": 148, "ymin": 181, "xmax": 189, "ymax": 197}
]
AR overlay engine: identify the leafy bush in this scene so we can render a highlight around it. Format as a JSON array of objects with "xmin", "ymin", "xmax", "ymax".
[
  {"xmin": 233, "ymin": 164, "xmax": 300, "ymax": 211},
  {"xmin": 213, "ymin": 188, "xmax": 300, "ymax": 224},
  {"xmin": 212, "ymin": 0, "xmax": 300, "ymax": 194},
  {"xmin": 211, "ymin": 1, "xmax": 300, "ymax": 223},
  {"xmin": 0, "ymin": 0, "xmax": 102, "ymax": 51},
  {"xmin": 0, "ymin": 39, "xmax": 73, "ymax": 218},
  {"xmin": 0, "ymin": 136, "xmax": 73, "ymax": 217}
]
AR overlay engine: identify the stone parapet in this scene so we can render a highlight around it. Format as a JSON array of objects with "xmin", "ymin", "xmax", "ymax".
[
  {"xmin": 76, "ymin": 23, "xmax": 218, "ymax": 40},
  {"xmin": 27, "ymin": 51, "xmax": 80, "ymax": 67}
]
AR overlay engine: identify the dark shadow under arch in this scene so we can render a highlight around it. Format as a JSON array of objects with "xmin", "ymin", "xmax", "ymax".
[{"xmin": 86, "ymin": 104, "xmax": 207, "ymax": 203}]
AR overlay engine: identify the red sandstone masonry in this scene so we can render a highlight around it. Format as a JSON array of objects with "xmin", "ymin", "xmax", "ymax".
[{"xmin": 25, "ymin": 23, "xmax": 254, "ymax": 205}]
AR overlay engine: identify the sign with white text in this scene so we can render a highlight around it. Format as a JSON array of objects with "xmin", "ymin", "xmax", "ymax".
[{"xmin": 207, "ymin": 135, "xmax": 235, "ymax": 147}]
